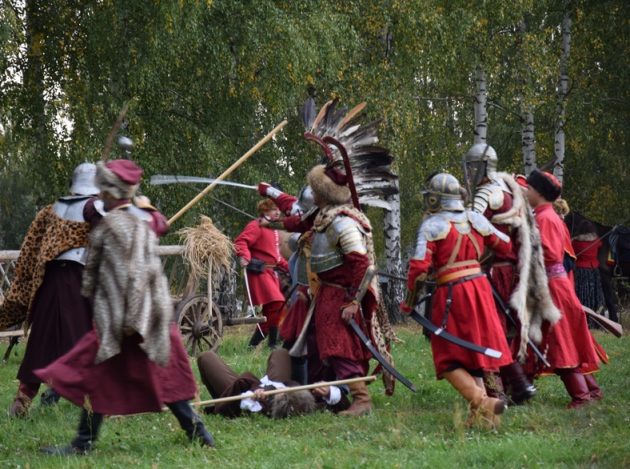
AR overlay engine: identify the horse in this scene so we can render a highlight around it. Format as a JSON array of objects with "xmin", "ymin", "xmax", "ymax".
[{"xmin": 565, "ymin": 211, "xmax": 630, "ymax": 322}]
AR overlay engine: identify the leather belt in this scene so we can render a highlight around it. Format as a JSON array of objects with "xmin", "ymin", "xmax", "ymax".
[{"xmin": 437, "ymin": 267, "xmax": 483, "ymax": 286}]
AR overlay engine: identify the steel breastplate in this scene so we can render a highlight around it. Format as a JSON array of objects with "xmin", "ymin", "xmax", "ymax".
[
  {"xmin": 295, "ymin": 251, "xmax": 310, "ymax": 285},
  {"xmin": 310, "ymin": 230, "xmax": 344, "ymax": 274}
]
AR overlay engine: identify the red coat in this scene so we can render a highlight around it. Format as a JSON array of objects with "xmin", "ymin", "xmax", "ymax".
[
  {"xmin": 533, "ymin": 204, "xmax": 600, "ymax": 372},
  {"xmin": 406, "ymin": 214, "xmax": 514, "ymax": 377},
  {"xmin": 234, "ymin": 219, "xmax": 288, "ymax": 305}
]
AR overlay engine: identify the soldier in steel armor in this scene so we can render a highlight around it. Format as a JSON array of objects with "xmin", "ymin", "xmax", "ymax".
[
  {"xmin": 401, "ymin": 173, "xmax": 514, "ymax": 428},
  {"xmin": 463, "ymin": 143, "xmax": 538, "ymax": 405},
  {"xmin": 306, "ymin": 163, "xmax": 378, "ymax": 416},
  {"xmin": 2, "ymin": 163, "xmax": 99, "ymax": 417}
]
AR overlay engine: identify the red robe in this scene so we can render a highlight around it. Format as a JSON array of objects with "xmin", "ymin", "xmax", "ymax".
[
  {"xmin": 533, "ymin": 204, "xmax": 600, "ymax": 373},
  {"xmin": 234, "ymin": 219, "xmax": 288, "ymax": 305},
  {"xmin": 406, "ymin": 216, "xmax": 514, "ymax": 378},
  {"xmin": 315, "ymin": 252, "xmax": 375, "ymax": 373}
]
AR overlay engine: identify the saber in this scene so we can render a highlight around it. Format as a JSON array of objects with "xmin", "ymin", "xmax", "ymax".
[
  {"xmin": 409, "ymin": 295, "xmax": 503, "ymax": 359},
  {"xmin": 490, "ymin": 287, "xmax": 552, "ymax": 367},
  {"xmin": 348, "ymin": 266, "xmax": 417, "ymax": 392},
  {"xmin": 243, "ymin": 269, "xmax": 264, "ymax": 338},
  {"xmin": 151, "ymin": 175, "xmax": 257, "ymax": 191}
]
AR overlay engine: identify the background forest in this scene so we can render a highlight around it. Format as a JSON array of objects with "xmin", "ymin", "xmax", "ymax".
[{"xmin": 0, "ymin": 0, "xmax": 628, "ymax": 251}]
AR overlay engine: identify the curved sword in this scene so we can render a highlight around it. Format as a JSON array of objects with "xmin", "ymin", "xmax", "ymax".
[{"xmin": 410, "ymin": 295, "xmax": 503, "ymax": 359}]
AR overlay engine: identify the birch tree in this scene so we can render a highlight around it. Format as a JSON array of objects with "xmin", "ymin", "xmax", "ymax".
[{"xmin": 553, "ymin": 2, "xmax": 572, "ymax": 183}]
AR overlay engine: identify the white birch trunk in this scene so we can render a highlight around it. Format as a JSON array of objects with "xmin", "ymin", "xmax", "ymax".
[
  {"xmin": 382, "ymin": 190, "xmax": 404, "ymax": 324},
  {"xmin": 522, "ymin": 108, "xmax": 537, "ymax": 175},
  {"xmin": 473, "ymin": 66, "xmax": 488, "ymax": 144},
  {"xmin": 554, "ymin": 6, "xmax": 572, "ymax": 183}
]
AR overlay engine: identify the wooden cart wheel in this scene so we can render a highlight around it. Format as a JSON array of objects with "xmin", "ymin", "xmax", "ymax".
[{"xmin": 176, "ymin": 294, "xmax": 223, "ymax": 356}]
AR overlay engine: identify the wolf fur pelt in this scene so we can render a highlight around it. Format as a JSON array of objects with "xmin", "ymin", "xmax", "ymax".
[
  {"xmin": 81, "ymin": 210, "xmax": 173, "ymax": 366},
  {"xmin": 490, "ymin": 172, "xmax": 561, "ymax": 360}
]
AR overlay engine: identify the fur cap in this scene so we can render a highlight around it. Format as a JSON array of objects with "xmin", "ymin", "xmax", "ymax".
[
  {"xmin": 307, "ymin": 164, "xmax": 351, "ymax": 206},
  {"xmin": 96, "ymin": 159, "xmax": 142, "ymax": 199},
  {"xmin": 527, "ymin": 169, "xmax": 561, "ymax": 202}
]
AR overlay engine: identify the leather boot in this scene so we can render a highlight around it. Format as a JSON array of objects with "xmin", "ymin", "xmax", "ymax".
[
  {"xmin": 167, "ymin": 400, "xmax": 215, "ymax": 447},
  {"xmin": 443, "ymin": 368, "xmax": 506, "ymax": 429},
  {"xmin": 338, "ymin": 381, "xmax": 372, "ymax": 417},
  {"xmin": 41, "ymin": 409, "xmax": 103, "ymax": 455},
  {"xmin": 247, "ymin": 328, "xmax": 265, "ymax": 349},
  {"xmin": 8, "ymin": 390, "xmax": 32, "ymax": 418},
  {"xmin": 290, "ymin": 356, "xmax": 308, "ymax": 385},
  {"xmin": 483, "ymin": 372, "xmax": 508, "ymax": 404},
  {"xmin": 40, "ymin": 388, "xmax": 61, "ymax": 407},
  {"xmin": 558, "ymin": 371, "xmax": 592, "ymax": 409},
  {"xmin": 500, "ymin": 362, "xmax": 537, "ymax": 405},
  {"xmin": 584, "ymin": 374, "xmax": 603, "ymax": 401},
  {"xmin": 8, "ymin": 382, "xmax": 39, "ymax": 418},
  {"xmin": 267, "ymin": 327, "xmax": 279, "ymax": 350}
]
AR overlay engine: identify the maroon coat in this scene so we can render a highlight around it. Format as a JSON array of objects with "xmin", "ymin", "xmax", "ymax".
[{"xmin": 234, "ymin": 219, "xmax": 288, "ymax": 305}]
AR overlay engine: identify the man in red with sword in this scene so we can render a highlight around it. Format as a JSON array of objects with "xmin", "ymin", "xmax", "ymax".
[
  {"xmin": 401, "ymin": 172, "xmax": 514, "ymax": 429},
  {"xmin": 234, "ymin": 197, "xmax": 289, "ymax": 349}
]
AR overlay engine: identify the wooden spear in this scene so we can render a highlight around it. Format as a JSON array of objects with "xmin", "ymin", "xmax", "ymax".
[
  {"xmin": 195, "ymin": 375, "xmax": 376, "ymax": 408},
  {"xmin": 168, "ymin": 120, "xmax": 288, "ymax": 225}
]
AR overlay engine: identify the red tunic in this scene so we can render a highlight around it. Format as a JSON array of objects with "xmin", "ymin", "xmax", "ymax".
[
  {"xmin": 234, "ymin": 219, "xmax": 288, "ymax": 305},
  {"xmin": 406, "ymin": 215, "xmax": 513, "ymax": 378},
  {"xmin": 533, "ymin": 204, "xmax": 600, "ymax": 373},
  {"xmin": 573, "ymin": 239, "xmax": 602, "ymax": 269}
]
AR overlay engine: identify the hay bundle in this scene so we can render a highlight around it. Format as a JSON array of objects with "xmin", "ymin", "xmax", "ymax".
[{"xmin": 178, "ymin": 216, "xmax": 233, "ymax": 280}]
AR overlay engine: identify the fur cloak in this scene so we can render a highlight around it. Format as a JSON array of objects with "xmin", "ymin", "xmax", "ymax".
[
  {"xmin": 81, "ymin": 210, "xmax": 173, "ymax": 366},
  {"xmin": 0, "ymin": 205, "xmax": 90, "ymax": 330},
  {"xmin": 491, "ymin": 173, "xmax": 561, "ymax": 360}
]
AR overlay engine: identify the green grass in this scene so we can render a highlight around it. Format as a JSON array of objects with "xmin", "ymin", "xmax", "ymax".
[{"xmin": 1, "ymin": 325, "xmax": 629, "ymax": 468}]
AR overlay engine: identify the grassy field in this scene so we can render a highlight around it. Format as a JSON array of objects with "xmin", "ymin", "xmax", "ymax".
[{"xmin": 1, "ymin": 324, "xmax": 629, "ymax": 468}]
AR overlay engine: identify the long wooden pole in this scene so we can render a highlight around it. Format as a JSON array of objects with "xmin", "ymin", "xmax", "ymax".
[
  {"xmin": 168, "ymin": 120, "xmax": 288, "ymax": 225},
  {"xmin": 195, "ymin": 375, "xmax": 376, "ymax": 408}
]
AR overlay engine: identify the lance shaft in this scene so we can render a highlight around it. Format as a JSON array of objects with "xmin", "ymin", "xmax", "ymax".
[
  {"xmin": 168, "ymin": 120, "xmax": 288, "ymax": 225},
  {"xmin": 197, "ymin": 375, "xmax": 376, "ymax": 407}
]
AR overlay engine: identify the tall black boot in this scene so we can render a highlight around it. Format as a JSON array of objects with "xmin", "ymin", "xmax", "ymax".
[
  {"xmin": 500, "ymin": 362, "xmax": 537, "ymax": 405},
  {"xmin": 167, "ymin": 400, "xmax": 215, "ymax": 447},
  {"xmin": 248, "ymin": 328, "xmax": 265, "ymax": 349},
  {"xmin": 267, "ymin": 327, "xmax": 279, "ymax": 349},
  {"xmin": 290, "ymin": 356, "xmax": 308, "ymax": 385},
  {"xmin": 40, "ymin": 388, "xmax": 61, "ymax": 407},
  {"xmin": 41, "ymin": 409, "xmax": 103, "ymax": 455}
]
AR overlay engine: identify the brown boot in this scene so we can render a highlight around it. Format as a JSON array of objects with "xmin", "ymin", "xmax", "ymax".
[
  {"xmin": 338, "ymin": 381, "xmax": 372, "ymax": 417},
  {"xmin": 443, "ymin": 368, "xmax": 506, "ymax": 429},
  {"xmin": 8, "ymin": 391, "xmax": 32, "ymax": 418}
]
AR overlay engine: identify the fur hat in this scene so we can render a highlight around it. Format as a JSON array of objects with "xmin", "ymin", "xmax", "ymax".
[
  {"xmin": 307, "ymin": 164, "xmax": 351, "ymax": 206},
  {"xmin": 526, "ymin": 169, "xmax": 561, "ymax": 202},
  {"xmin": 96, "ymin": 159, "xmax": 143, "ymax": 199},
  {"xmin": 270, "ymin": 390, "xmax": 316, "ymax": 419}
]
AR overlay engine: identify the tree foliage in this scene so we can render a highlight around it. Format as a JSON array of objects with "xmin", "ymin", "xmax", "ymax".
[{"xmin": 0, "ymin": 0, "xmax": 628, "ymax": 250}]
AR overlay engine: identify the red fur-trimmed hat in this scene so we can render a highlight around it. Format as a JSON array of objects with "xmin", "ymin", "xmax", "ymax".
[
  {"xmin": 96, "ymin": 159, "xmax": 143, "ymax": 199},
  {"xmin": 526, "ymin": 169, "xmax": 562, "ymax": 201}
]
